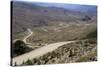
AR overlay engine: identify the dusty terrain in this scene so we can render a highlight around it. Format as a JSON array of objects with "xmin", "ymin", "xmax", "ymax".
[{"xmin": 11, "ymin": 1, "xmax": 97, "ymax": 66}]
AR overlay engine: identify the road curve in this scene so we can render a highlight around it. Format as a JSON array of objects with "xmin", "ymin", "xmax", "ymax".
[
  {"xmin": 23, "ymin": 29, "xmax": 33, "ymax": 44},
  {"xmin": 13, "ymin": 29, "xmax": 33, "ymax": 44},
  {"xmin": 12, "ymin": 41, "xmax": 76, "ymax": 65}
]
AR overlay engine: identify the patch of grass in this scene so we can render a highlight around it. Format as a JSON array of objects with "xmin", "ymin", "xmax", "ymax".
[
  {"xmin": 13, "ymin": 31, "xmax": 28, "ymax": 40},
  {"xmin": 85, "ymin": 29, "xmax": 97, "ymax": 38},
  {"xmin": 76, "ymin": 52, "xmax": 97, "ymax": 62},
  {"xmin": 29, "ymin": 24, "xmax": 96, "ymax": 44}
]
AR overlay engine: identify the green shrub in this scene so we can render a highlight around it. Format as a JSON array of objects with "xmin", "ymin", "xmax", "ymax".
[{"xmin": 12, "ymin": 40, "xmax": 33, "ymax": 57}]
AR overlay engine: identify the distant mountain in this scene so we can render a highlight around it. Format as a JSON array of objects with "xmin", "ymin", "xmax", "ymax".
[
  {"xmin": 11, "ymin": 1, "xmax": 97, "ymax": 34},
  {"xmin": 70, "ymin": 5, "xmax": 97, "ymax": 16},
  {"xmin": 35, "ymin": 2, "xmax": 97, "ymax": 15}
]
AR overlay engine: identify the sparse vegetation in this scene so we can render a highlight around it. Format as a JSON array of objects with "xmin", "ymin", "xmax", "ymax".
[
  {"xmin": 85, "ymin": 29, "xmax": 97, "ymax": 38},
  {"xmin": 21, "ymin": 39, "xmax": 97, "ymax": 65},
  {"xmin": 12, "ymin": 1, "xmax": 97, "ymax": 66},
  {"xmin": 25, "ymin": 24, "xmax": 96, "ymax": 44},
  {"xmin": 76, "ymin": 52, "xmax": 97, "ymax": 62}
]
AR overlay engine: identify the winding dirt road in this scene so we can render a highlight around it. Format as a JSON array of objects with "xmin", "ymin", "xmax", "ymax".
[
  {"xmin": 12, "ymin": 41, "xmax": 76, "ymax": 65},
  {"xmin": 12, "ymin": 29, "xmax": 77, "ymax": 65},
  {"xmin": 13, "ymin": 29, "xmax": 33, "ymax": 44},
  {"xmin": 23, "ymin": 28, "xmax": 33, "ymax": 44}
]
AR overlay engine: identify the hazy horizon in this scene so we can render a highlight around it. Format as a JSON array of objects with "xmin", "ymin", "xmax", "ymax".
[{"xmin": 12, "ymin": 0, "xmax": 97, "ymax": 13}]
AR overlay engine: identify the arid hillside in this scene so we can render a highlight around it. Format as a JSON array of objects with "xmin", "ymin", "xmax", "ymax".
[
  {"xmin": 12, "ymin": 1, "xmax": 97, "ymax": 35},
  {"xmin": 11, "ymin": 1, "xmax": 97, "ymax": 66}
]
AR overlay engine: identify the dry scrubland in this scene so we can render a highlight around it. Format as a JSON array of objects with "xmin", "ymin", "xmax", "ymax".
[
  {"xmin": 12, "ymin": 15, "xmax": 97, "ymax": 66},
  {"xmin": 12, "ymin": 1, "xmax": 97, "ymax": 66},
  {"xmin": 13, "ymin": 25, "xmax": 97, "ymax": 66},
  {"xmin": 14, "ymin": 23, "xmax": 96, "ymax": 44},
  {"xmin": 12, "ymin": 14, "xmax": 97, "ymax": 66},
  {"xmin": 19, "ymin": 39, "xmax": 97, "ymax": 65}
]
